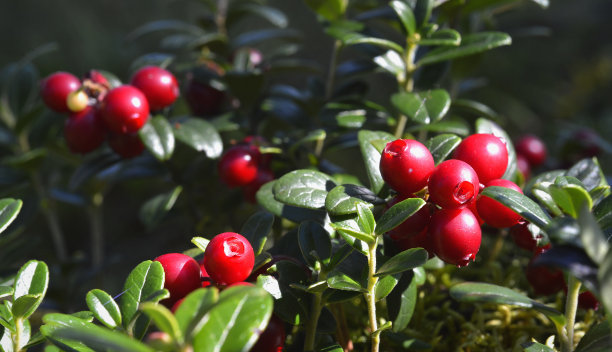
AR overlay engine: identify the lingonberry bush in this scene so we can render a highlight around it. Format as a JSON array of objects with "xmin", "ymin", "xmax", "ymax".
[{"xmin": 0, "ymin": 0, "xmax": 611, "ymax": 351}]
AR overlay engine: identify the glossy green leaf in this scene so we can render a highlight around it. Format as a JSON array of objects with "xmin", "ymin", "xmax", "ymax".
[
  {"xmin": 425, "ymin": 134, "xmax": 461, "ymax": 165},
  {"xmin": 390, "ymin": 0, "xmax": 416, "ymax": 36},
  {"xmin": 140, "ymin": 302, "xmax": 181, "ymax": 342},
  {"xmin": 388, "ymin": 272, "xmax": 418, "ymax": 332},
  {"xmin": 356, "ymin": 203, "xmax": 376, "ymax": 235},
  {"xmin": 594, "ymin": 195, "xmax": 612, "ymax": 230},
  {"xmin": 325, "ymin": 184, "xmax": 379, "ymax": 216},
  {"xmin": 138, "ymin": 115, "xmax": 174, "ymax": 161},
  {"xmin": 343, "ymin": 34, "xmax": 404, "ymax": 54},
  {"xmin": 231, "ymin": 28, "xmax": 301, "ymax": 49},
  {"xmin": 41, "ymin": 324, "xmax": 96, "ymax": 352},
  {"xmin": 598, "ymin": 251, "xmax": 612, "ymax": 320},
  {"xmin": 257, "ymin": 181, "xmax": 328, "ymax": 224},
  {"xmin": 566, "ymin": 157, "xmax": 607, "ymax": 192},
  {"xmin": 51, "ymin": 322, "xmax": 154, "ymax": 352},
  {"xmin": 331, "ymin": 218, "xmax": 375, "ymax": 245},
  {"xmin": 453, "ymin": 99, "xmax": 500, "ymax": 121},
  {"xmin": 139, "ymin": 186, "xmax": 182, "ymax": 228},
  {"xmin": 0, "ymin": 286, "xmax": 13, "ymax": 300},
  {"xmin": 376, "ymin": 248, "xmax": 429, "ymax": 277},
  {"xmin": 549, "ymin": 178, "xmax": 593, "ymax": 218},
  {"xmin": 532, "ymin": 183, "xmax": 564, "ymax": 217},
  {"xmin": 475, "ymin": 118, "xmax": 517, "ymax": 180},
  {"xmin": 273, "ymin": 169, "xmax": 335, "ymax": 210},
  {"xmin": 191, "ymin": 237, "xmax": 209, "ymax": 253},
  {"xmin": 417, "ymin": 32, "xmax": 511, "ymax": 66},
  {"xmin": 375, "ymin": 198, "xmax": 426, "ymax": 236},
  {"xmin": 391, "ymin": 89, "xmax": 451, "ymax": 124},
  {"xmin": 240, "ymin": 211, "xmax": 274, "ymax": 256},
  {"xmin": 304, "ymin": 0, "xmax": 347, "ymax": 21},
  {"xmin": 336, "ymin": 109, "xmax": 366, "ymax": 128},
  {"xmin": 173, "ymin": 118, "xmax": 223, "ymax": 158},
  {"xmin": 13, "ymin": 260, "xmax": 48, "ymax": 319},
  {"xmin": 481, "ymin": 186, "xmax": 551, "ymax": 228},
  {"xmin": 358, "ymin": 130, "xmax": 395, "ymax": 195},
  {"xmin": 12, "ymin": 294, "xmax": 41, "ymax": 319},
  {"xmin": 174, "ymin": 288, "xmax": 218, "ymax": 341},
  {"xmin": 374, "ymin": 275, "xmax": 398, "ymax": 302},
  {"xmin": 406, "ymin": 119, "xmax": 470, "ymax": 136},
  {"xmin": 450, "ymin": 282, "xmax": 565, "ymax": 328},
  {"xmin": 193, "ymin": 286, "xmax": 273, "ymax": 351},
  {"xmin": 414, "ymin": 0, "xmax": 433, "ymax": 26},
  {"xmin": 119, "ymin": 260, "xmax": 165, "ymax": 335},
  {"xmin": 298, "ymin": 221, "xmax": 332, "ymax": 267},
  {"xmin": 85, "ymin": 289, "xmax": 121, "ymax": 329},
  {"xmin": 0, "ymin": 198, "xmax": 21, "ymax": 235},
  {"xmin": 374, "ymin": 50, "xmax": 405, "ymax": 77},
  {"xmin": 419, "ymin": 29, "xmax": 461, "ymax": 46},
  {"xmin": 522, "ymin": 341, "xmax": 556, "ymax": 352},
  {"xmin": 575, "ymin": 321, "xmax": 611, "ymax": 352},
  {"xmin": 327, "ymin": 271, "xmax": 366, "ymax": 292}
]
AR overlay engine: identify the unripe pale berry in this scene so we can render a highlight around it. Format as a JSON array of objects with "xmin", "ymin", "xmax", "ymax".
[
  {"xmin": 40, "ymin": 72, "xmax": 81, "ymax": 113},
  {"xmin": 66, "ymin": 90, "xmax": 89, "ymax": 113},
  {"xmin": 453, "ymin": 133, "xmax": 508, "ymax": 184},
  {"xmin": 379, "ymin": 139, "xmax": 434, "ymax": 196}
]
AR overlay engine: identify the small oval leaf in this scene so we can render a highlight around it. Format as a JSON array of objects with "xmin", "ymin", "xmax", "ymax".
[
  {"xmin": 85, "ymin": 289, "xmax": 122, "ymax": 329},
  {"xmin": 375, "ymin": 198, "xmax": 426, "ymax": 235},
  {"xmin": 173, "ymin": 118, "xmax": 223, "ymax": 158},
  {"xmin": 273, "ymin": 169, "xmax": 336, "ymax": 209},
  {"xmin": 375, "ymin": 248, "xmax": 429, "ymax": 277}
]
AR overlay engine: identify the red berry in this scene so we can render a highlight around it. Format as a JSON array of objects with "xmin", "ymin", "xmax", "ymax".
[
  {"xmin": 130, "ymin": 66, "xmax": 180, "ymax": 111},
  {"xmin": 526, "ymin": 248, "xmax": 564, "ymax": 296},
  {"xmin": 64, "ymin": 106, "xmax": 106, "ymax": 154},
  {"xmin": 154, "ymin": 253, "xmax": 202, "ymax": 307},
  {"xmin": 379, "ymin": 139, "xmax": 435, "ymax": 196},
  {"xmin": 466, "ymin": 197, "xmax": 484, "ymax": 226},
  {"xmin": 386, "ymin": 197, "xmax": 432, "ymax": 239},
  {"xmin": 108, "ymin": 132, "xmax": 145, "ymax": 158},
  {"xmin": 429, "ymin": 207, "xmax": 482, "ymax": 267},
  {"xmin": 243, "ymin": 168, "xmax": 275, "ymax": 203},
  {"xmin": 100, "ymin": 85, "xmax": 150, "ymax": 134},
  {"xmin": 198, "ymin": 259, "xmax": 213, "ymax": 288},
  {"xmin": 392, "ymin": 227, "xmax": 434, "ymax": 257},
  {"xmin": 453, "ymin": 133, "xmax": 508, "ymax": 185},
  {"xmin": 515, "ymin": 135, "xmax": 547, "ymax": 167},
  {"xmin": 203, "ymin": 232, "xmax": 255, "ymax": 286},
  {"xmin": 476, "ymin": 179, "xmax": 523, "ymax": 228},
  {"xmin": 578, "ymin": 291, "xmax": 599, "ymax": 310},
  {"xmin": 428, "ymin": 159, "xmax": 480, "ymax": 209},
  {"xmin": 516, "ymin": 154, "xmax": 531, "ymax": 180},
  {"xmin": 250, "ymin": 314, "xmax": 286, "ymax": 352},
  {"xmin": 40, "ymin": 72, "xmax": 81, "ymax": 113},
  {"xmin": 218, "ymin": 146, "xmax": 261, "ymax": 188},
  {"xmin": 510, "ymin": 221, "xmax": 541, "ymax": 251},
  {"xmin": 185, "ymin": 79, "xmax": 225, "ymax": 117}
]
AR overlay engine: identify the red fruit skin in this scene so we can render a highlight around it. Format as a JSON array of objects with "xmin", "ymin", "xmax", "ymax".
[
  {"xmin": 243, "ymin": 168, "xmax": 275, "ymax": 203},
  {"xmin": 108, "ymin": 132, "xmax": 144, "ymax": 158},
  {"xmin": 515, "ymin": 134, "xmax": 547, "ymax": 167},
  {"xmin": 154, "ymin": 253, "xmax": 202, "ymax": 307},
  {"xmin": 466, "ymin": 197, "xmax": 484, "ymax": 226},
  {"xmin": 218, "ymin": 146, "xmax": 261, "ymax": 188},
  {"xmin": 185, "ymin": 80, "xmax": 225, "ymax": 117},
  {"xmin": 526, "ymin": 248, "xmax": 565, "ymax": 296},
  {"xmin": 250, "ymin": 315, "xmax": 286, "ymax": 352},
  {"xmin": 516, "ymin": 154, "xmax": 531, "ymax": 180},
  {"xmin": 429, "ymin": 208, "xmax": 482, "ymax": 267},
  {"xmin": 510, "ymin": 221, "xmax": 541, "ymax": 251},
  {"xmin": 130, "ymin": 66, "xmax": 180, "ymax": 111},
  {"xmin": 453, "ymin": 133, "xmax": 509, "ymax": 185},
  {"xmin": 578, "ymin": 291, "xmax": 599, "ymax": 310},
  {"xmin": 477, "ymin": 179, "xmax": 523, "ymax": 228},
  {"xmin": 64, "ymin": 106, "xmax": 106, "ymax": 154},
  {"xmin": 428, "ymin": 159, "xmax": 480, "ymax": 209},
  {"xmin": 203, "ymin": 232, "xmax": 255, "ymax": 286},
  {"xmin": 198, "ymin": 259, "xmax": 214, "ymax": 288},
  {"xmin": 392, "ymin": 227, "xmax": 434, "ymax": 257},
  {"xmin": 380, "ymin": 139, "xmax": 435, "ymax": 196},
  {"xmin": 40, "ymin": 72, "xmax": 81, "ymax": 113},
  {"xmin": 171, "ymin": 298, "xmax": 185, "ymax": 313},
  {"xmin": 100, "ymin": 85, "xmax": 150, "ymax": 134},
  {"xmin": 386, "ymin": 196, "xmax": 432, "ymax": 238}
]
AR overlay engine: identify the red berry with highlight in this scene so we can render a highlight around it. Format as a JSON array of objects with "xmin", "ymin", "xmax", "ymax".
[
  {"xmin": 430, "ymin": 207, "xmax": 482, "ymax": 267},
  {"xmin": 243, "ymin": 168, "xmax": 274, "ymax": 203},
  {"xmin": 453, "ymin": 133, "xmax": 508, "ymax": 184},
  {"xmin": 477, "ymin": 179, "xmax": 523, "ymax": 228},
  {"xmin": 108, "ymin": 132, "xmax": 145, "ymax": 158},
  {"xmin": 100, "ymin": 85, "xmax": 150, "ymax": 134},
  {"xmin": 510, "ymin": 221, "xmax": 542, "ymax": 251},
  {"xmin": 64, "ymin": 106, "xmax": 106, "ymax": 154},
  {"xmin": 130, "ymin": 66, "xmax": 179, "ymax": 111},
  {"xmin": 250, "ymin": 314, "xmax": 286, "ymax": 352},
  {"xmin": 40, "ymin": 72, "xmax": 81, "ymax": 113},
  {"xmin": 380, "ymin": 139, "xmax": 434, "ymax": 196},
  {"xmin": 203, "ymin": 232, "xmax": 255, "ymax": 286},
  {"xmin": 218, "ymin": 146, "xmax": 260, "ymax": 188},
  {"xmin": 515, "ymin": 134, "xmax": 547, "ymax": 167},
  {"xmin": 428, "ymin": 159, "xmax": 480, "ymax": 209},
  {"xmin": 154, "ymin": 253, "xmax": 202, "ymax": 307}
]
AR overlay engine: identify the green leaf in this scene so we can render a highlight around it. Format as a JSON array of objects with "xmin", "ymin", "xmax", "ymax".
[
  {"xmin": 119, "ymin": 261, "xmax": 165, "ymax": 336},
  {"xmin": 594, "ymin": 195, "xmax": 612, "ymax": 230},
  {"xmin": 414, "ymin": 0, "xmax": 433, "ymax": 27},
  {"xmin": 273, "ymin": 169, "xmax": 335, "ymax": 209},
  {"xmin": 173, "ymin": 118, "xmax": 222, "ymax": 158},
  {"xmin": 356, "ymin": 203, "xmax": 376, "ymax": 235},
  {"xmin": 374, "ymin": 50, "xmax": 405, "ymax": 77},
  {"xmin": 0, "ymin": 286, "xmax": 13, "ymax": 300},
  {"xmin": 375, "ymin": 198, "xmax": 426, "ymax": 236},
  {"xmin": 256, "ymin": 181, "xmax": 328, "ymax": 224},
  {"xmin": 191, "ymin": 237, "xmax": 209, "ymax": 253},
  {"xmin": 304, "ymin": 0, "xmax": 348, "ymax": 21},
  {"xmin": 231, "ymin": 28, "xmax": 301, "ymax": 49},
  {"xmin": 419, "ymin": 29, "xmax": 461, "ymax": 46},
  {"xmin": 240, "ymin": 211, "xmax": 274, "ymax": 256},
  {"xmin": 174, "ymin": 288, "xmax": 218, "ymax": 341},
  {"xmin": 481, "ymin": 186, "xmax": 551, "ymax": 228},
  {"xmin": 424, "ymin": 134, "xmax": 461, "ymax": 165},
  {"xmin": 575, "ymin": 321, "xmax": 611, "ymax": 352},
  {"xmin": 549, "ymin": 177, "xmax": 593, "ymax": 218},
  {"xmin": 331, "ymin": 219, "xmax": 375, "ymax": 245},
  {"xmin": 532, "ymin": 183, "xmax": 564, "ymax": 217},
  {"xmin": 13, "ymin": 260, "xmax": 48, "ymax": 319},
  {"xmin": 391, "ymin": 89, "xmax": 451, "ymax": 124},
  {"xmin": 390, "ymin": 1, "xmax": 416, "ymax": 36},
  {"xmin": 138, "ymin": 115, "xmax": 175, "ymax": 161},
  {"xmin": 325, "ymin": 184, "xmax": 380, "ymax": 216},
  {"xmin": 376, "ymin": 248, "xmax": 429, "ymax": 277},
  {"xmin": 566, "ymin": 157, "xmax": 607, "ymax": 192},
  {"xmin": 140, "ymin": 302, "xmax": 181, "ymax": 342},
  {"xmin": 193, "ymin": 286, "xmax": 273, "ymax": 351},
  {"xmin": 522, "ymin": 341, "xmax": 556, "ymax": 352},
  {"xmin": 126, "ymin": 19, "xmax": 204, "ymax": 41},
  {"xmin": 406, "ymin": 119, "xmax": 470, "ymax": 136},
  {"xmin": 298, "ymin": 221, "xmax": 332, "ymax": 267},
  {"xmin": 85, "ymin": 289, "xmax": 121, "ymax": 329},
  {"xmin": 51, "ymin": 322, "xmax": 154, "ymax": 352},
  {"xmin": 598, "ymin": 251, "xmax": 612, "ymax": 320},
  {"xmin": 417, "ymin": 32, "xmax": 512, "ymax": 66},
  {"xmin": 327, "ymin": 271, "xmax": 366, "ymax": 292},
  {"xmin": 230, "ymin": 3, "xmax": 288, "ymax": 28},
  {"xmin": 450, "ymin": 282, "xmax": 565, "ymax": 328},
  {"xmin": 12, "ymin": 294, "xmax": 41, "ymax": 319},
  {"xmin": 357, "ymin": 130, "xmax": 395, "ymax": 195},
  {"xmin": 343, "ymin": 35, "xmax": 404, "ymax": 54},
  {"xmin": 475, "ymin": 118, "xmax": 517, "ymax": 180},
  {"xmin": 0, "ymin": 198, "xmax": 21, "ymax": 235},
  {"xmin": 139, "ymin": 186, "xmax": 182, "ymax": 228},
  {"xmin": 388, "ymin": 272, "xmax": 419, "ymax": 332},
  {"xmin": 374, "ymin": 275, "xmax": 398, "ymax": 302}
]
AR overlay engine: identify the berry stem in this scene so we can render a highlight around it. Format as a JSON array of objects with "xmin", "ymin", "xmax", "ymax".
[
  {"xmin": 561, "ymin": 275, "xmax": 581, "ymax": 352},
  {"xmin": 366, "ymin": 237, "xmax": 380, "ymax": 352}
]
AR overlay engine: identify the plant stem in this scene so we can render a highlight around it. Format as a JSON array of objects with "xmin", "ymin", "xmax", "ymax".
[
  {"xmin": 216, "ymin": 0, "xmax": 229, "ymax": 36},
  {"xmin": 394, "ymin": 40, "xmax": 418, "ymax": 138},
  {"xmin": 304, "ymin": 291, "xmax": 324, "ymax": 351},
  {"xmin": 561, "ymin": 275, "xmax": 581, "ymax": 352},
  {"xmin": 366, "ymin": 237, "xmax": 380, "ymax": 352},
  {"xmin": 325, "ymin": 40, "xmax": 342, "ymax": 100},
  {"xmin": 31, "ymin": 173, "xmax": 67, "ymax": 261},
  {"xmin": 89, "ymin": 192, "xmax": 104, "ymax": 269},
  {"xmin": 13, "ymin": 317, "xmax": 23, "ymax": 352}
]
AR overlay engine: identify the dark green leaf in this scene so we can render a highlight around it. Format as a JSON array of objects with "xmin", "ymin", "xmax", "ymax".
[
  {"xmin": 522, "ymin": 341, "xmax": 556, "ymax": 352},
  {"xmin": 138, "ymin": 115, "xmax": 175, "ymax": 161},
  {"xmin": 388, "ymin": 272, "xmax": 418, "ymax": 332},
  {"xmin": 481, "ymin": 186, "xmax": 551, "ymax": 228},
  {"xmin": 390, "ymin": 1, "xmax": 416, "ymax": 35},
  {"xmin": 532, "ymin": 183, "xmax": 564, "ymax": 217},
  {"xmin": 231, "ymin": 28, "xmax": 301, "ymax": 49},
  {"xmin": 68, "ymin": 152, "xmax": 122, "ymax": 190},
  {"xmin": 126, "ymin": 20, "xmax": 204, "ymax": 41},
  {"xmin": 594, "ymin": 195, "xmax": 612, "ymax": 230},
  {"xmin": 51, "ymin": 323, "xmax": 154, "ymax": 352},
  {"xmin": 257, "ymin": 181, "xmax": 328, "ymax": 224},
  {"xmin": 139, "ymin": 186, "xmax": 182, "ymax": 228},
  {"xmin": 240, "ymin": 211, "xmax": 274, "ymax": 256},
  {"xmin": 475, "ymin": 118, "xmax": 517, "ymax": 180},
  {"xmin": 414, "ymin": 0, "xmax": 433, "ymax": 27},
  {"xmin": 224, "ymin": 72, "xmax": 264, "ymax": 108},
  {"xmin": 417, "ymin": 32, "xmax": 512, "ymax": 66},
  {"xmin": 376, "ymin": 248, "xmax": 428, "ymax": 277},
  {"xmin": 419, "ymin": 29, "xmax": 461, "ymax": 46},
  {"xmin": 41, "ymin": 323, "xmax": 96, "ymax": 352},
  {"xmin": 566, "ymin": 158, "xmax": 607, "ymax": 192},
  {"xmin": 304, "ymin": 0, "xmax": 347, "ymax": 21},
  {"xmin": 327, "ymin": 271, "xmax": 366, "ymax": 292},
  {"xmin": 13, "ymin": 260, "xmax": 48, "ymax": 318},
  {"xmin": 358, "ymin": 130, "xmax": 395, "ymax": 195},
  {"xmin": 374, "ymin": 275, "xmax": 398, "ymax": 301},
  {"xmin": 273, "ymin": 169, "xmax": 335, "ymax": 209},
  {"xmin": 343, "ymin": 35, "xmax": 404, "ymax": 54},
  {"xmin": 375, "ymin": 198, "xmax": 426, "ymax": 236},
  {"xmin": 230, "ymin": 3, "xmax": 288, "ymax": 28},
  {"xmin": 0, "ymin": 198, "xmax": 21, "ymax": 235},
  {"xmin": 298, "ymin": 221, "xmax": 332, "ymax": 267},
  {"xmin": 579, "ymin": 206, "xmax": 609, "ymax": 265},
  {"xmin": 3, "ymin": 148, "xmax": 46, "ymax": 171},
  {"xmin": 391, "ymin": 89, "xmax": 451, "ymax": 124},
  {"xmin": 0, "ymin": 286, "xmax": 12, "ymax": 300},
  {"xmin": 325, "ymin": 184, "xmax": 380, "ymax": 216},
  {"xmin": 85, "ymin": 289, "xmax": 121, "ymax": 329},
  {"xmin": 319, "ymin": 345, "xmax": 344, "ymax": 352},
  {"xmin": 406, "ymin": 119, "xmax": 470, "ymax": 136},
  {"xmin": 139, "ymin": 302, "xmax": 181, "ymax": 342},
  {"xmin": 600, "ymin": 251, "xmax": 612, "ymax": 325},
  {"xmin": 119, "ymin": 261, "xmax": 165, "ymax": 334},
  {"xmin": 453, "ymin": 99, "xmax": 500, "ymax": 121},
  {"xmin": 374, "ymin": 50, "xmax": 405, "ymax": 77},
  {"xmin": 174, "ymin": 288, "xmax": 218, "ymax": 341},
  {"xmin": 12, "ymin": 294, "xmax": 41, "ymax": 319},
  {"xmin": 549, "ymin": 178, "xmax": 593, "ymax": 218},
  {"xmin": 424, "ymin": 134, "xmax": 461, "ymax": 165},
  {"xmin": 356, "ymin": 203, "xmax": 376, "ymax": 235},
  {"xmin": 575, "ymin": 321, "xmax": 611, "ymax": 352},
  {"xmin": 173, "ymin": 118, "xmax": 222, "ymax": 158},
  {"xmin": 533, "ymin": 245, "xmax": 599, "ymax": 293}
]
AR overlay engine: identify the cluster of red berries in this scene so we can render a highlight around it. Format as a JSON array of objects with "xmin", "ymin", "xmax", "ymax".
[
  {"xmin": 217, "ymin": 137, "xmax": 275, "ymax": 203},
  {"xmin": 39, "ymin": 66, "xmax": 179, "ymax": 158},
  {"xmin": 153, "ymin": 232, "xmax": 285, "ymax": 351},
  {"xmin": 380, "ymin": 133, "xmax": 523, "ymax": 267}
]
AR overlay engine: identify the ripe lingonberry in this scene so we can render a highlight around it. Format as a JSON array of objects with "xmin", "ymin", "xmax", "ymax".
[
  {"xmin": 243, "ymin": 168, "xmax": 275, "ymax": 203},
  {"xmin": 108, "ymin": 132, "xmax": 145, "ymax": 158},
  {"xmin": 392, "ymin": 227, "xmax": 433, "ymax": 257},
  {"xmin": 203, "ymin": 232, "xmax": 255, "ymax": 286},
  {"xmin": 428, "ymin": 159, "xmax": 480, "ymax": 209},
  {"xmin": 40, "ymin": 72, "xmax": 81, "ymax": 113},
  {"xmin": 185, "ymin": 64, "xmax": 225, "ymax": 117},
  {"xmin": 130, "ymin": 66, "xmax": 180, "ymax": 111},
  {"xmin": 516, "ymin": 154, "xmax": 531, "ymax": 180},
  {"xmin": 578, "ymin": 291, "xmax": 599, "ymax": 310},
  {"xmin": 476, "ymin": 179, "xmax": 523, "ymax": 228},
  {"xmin": 100, "ymin": 85, "xmax": 150, "ymax": 134},
  {"xmin": 218, "ymin": 145, "xmax": 261, "ymax": 188},
  {"xmin": 453, "ymin": 133, "xmax": 508, "ymax": 185},
  {"xmin": 430, "ymin": 207, "xmax": 481, "ymax": 267},
  {"xmin": 64, "ymin": 106, "xmax": 107, "ymax": 154},
  {"xmin": 250, "ymin": 314, "xmax": 286, "ymax": 352},
  {"xmin": 510, "ymin": 221, "xmax": 542, "ymax": 251},
  {"xmin": 379, "ymin": 139, "xmax": 434, "ymax": 196},
  {"xmin": 198, "ymin": 259, "xmax": 213, "ymax": 288},
  {"xmin": 154, "ymin": 253, "xmax": 202, "ymax": 307},
  {"xmin": 515, "ymin": 134, "xmax": 547, "ymax": 167}
]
